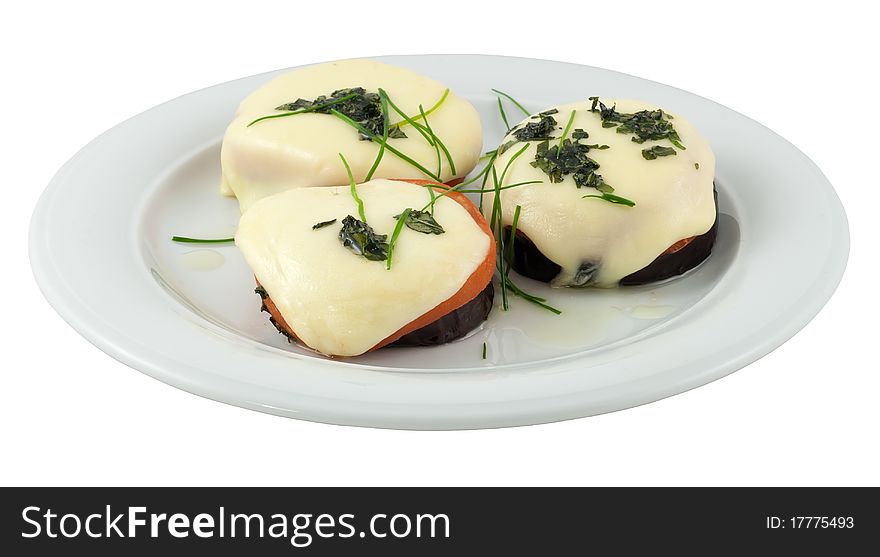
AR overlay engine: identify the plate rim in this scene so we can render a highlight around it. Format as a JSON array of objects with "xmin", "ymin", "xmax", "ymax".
[{"xmin": 29, "ymin": 54, "xmax": 850, "ymax": 429}]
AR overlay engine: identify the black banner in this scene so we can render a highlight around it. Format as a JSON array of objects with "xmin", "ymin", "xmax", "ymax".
[{"xmin": 2, "ymin": 488, "xmax": 875, "ymax": 555}]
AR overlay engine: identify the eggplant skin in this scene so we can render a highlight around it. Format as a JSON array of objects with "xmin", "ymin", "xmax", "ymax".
[
  {"xmin": 505, "ymin": 189, "xmax": 719, "ymax": 287},
  {"xmin": 391, "ymin": 282, "xmax": 494, "ymax": 347},
  {"xmin": 256, "ymin": 282, "xmax": 494, "ymax": 350},
  {"xmin": 507, "ymin": 230, "xmax": 563, "ymax": 283},
  {"xmin": 619, "ymin": 212, "xmax": 718, "ymax": 286}
]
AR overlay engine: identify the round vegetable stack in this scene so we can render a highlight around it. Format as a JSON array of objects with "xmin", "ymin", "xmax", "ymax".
[
  {"xmin": 235, "ymin": 179, "xmax": 495, "ymax": 357},
  {"xmin": 220, "ymin": 59, "xmax": 483, "ymax": 212},
  {"xmin": 484, "ymin": 97, "xmax": 717, "ymax": 288}
]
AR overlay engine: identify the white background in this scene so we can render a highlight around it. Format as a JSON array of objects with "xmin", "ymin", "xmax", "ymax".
[{"xmin": 3, "ymin": 1, "xmax": 877, "ymax": 486}]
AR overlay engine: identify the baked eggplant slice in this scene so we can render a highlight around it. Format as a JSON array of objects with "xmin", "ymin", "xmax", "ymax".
[
  {"xmin": 391, "ymin": 282, "xmax": 494, "ymax": 346},
  {"xmin": 506, "ymin": 189, "xmax": 719, "ymax": 286},
  {"xmin": 236, "ymin": 179, "xmax": 495, "ymax": 357},
  {"xmin": 484, "ymin": 97, "xmax": 717, "ymax": 288},
  {"xmin": 257, "ymin": 281, "xmax": 494, "ymax": 348},
  {"xmin": 220, "ymin": 59, "xmax": 483, "ymax": 212}
]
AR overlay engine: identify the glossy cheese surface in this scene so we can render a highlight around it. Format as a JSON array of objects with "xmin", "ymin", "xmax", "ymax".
[
  {"xmin": 235, "ymin": 179, "xmax": 491, "ymax": 357},
  {"xmin": 485, "ymin": 99, "xmax": 716, "ymax": 287},
  {"xmin": 221, "ymin": 59, "xmax": 482, "ymax": 212}
]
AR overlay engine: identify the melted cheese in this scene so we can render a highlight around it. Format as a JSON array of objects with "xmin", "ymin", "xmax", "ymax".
[
  {"xmin": 235, "ymin": 179, "xmax": 491, "ymax": 357},
  {"xmin": 485, "ymin": 99, "xmax": 716, "ymax": 287},
  {"xmin": 221, "ymin": 59, "xmax": 482, "ymax": 212}
]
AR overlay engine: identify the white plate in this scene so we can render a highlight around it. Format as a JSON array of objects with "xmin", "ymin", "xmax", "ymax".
[{"xmin": 29, "ymin": 55, "xmax": 849, "ymax": 429}]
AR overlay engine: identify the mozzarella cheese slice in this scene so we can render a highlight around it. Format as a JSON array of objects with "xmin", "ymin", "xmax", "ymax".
[
  {"xmin": 221, "ymin": 59, "xmax": 482, "ymax": 212},
  {"xmin": 485, "ymin": 99, "xmax": 716, "ymax": 287},
  {"xmin": 235, "ymin": 179, "xmax": 491, "ymax": 357}
]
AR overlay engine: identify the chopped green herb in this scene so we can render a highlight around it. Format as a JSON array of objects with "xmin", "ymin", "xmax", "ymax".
[
  {"xmin": 425, "ymin": 180, "xmax": 542, "ymax": 196},
  {"xmin": 411, "ymin": 153, "xmax": 493, "ymax": 211},
  {"xmin": 589, "ymin": 96, "xmax": 685, "ymax": 149},
  {"xmin": 511, "ymin": 112, "xmax": 557, "ymax": 141},
  {"xmin": 393, "ymin": 88, "xmax": 449, "ymax": 130},
  {"xmin": 425, "ymin": 181, "xmax": 437, "ymax": 215},
  {"xmin": 505, "ymin": 205, "xmax": 522, "ymax": 278},
  {"xmin": 269, "ymin": 87, "xmax": 405, "ymax": 141},
  {"xmin": 338, "ymin": 215, "xmax": 388, "ymax": 261},
  {"xmin": 491, "ymin": 89, "xmax": 531, "ymax": 117},
  {"xmin": 490, "ymin": 143, "xmax": 531, "ymax": 232},
  {"xmin": 425, "ymin": 179, "xmax": 438, "ymax": 215},
  {"xmin": 583, "ymin": 192, "xmax": 636, "ymax": 207},
  {"xmin": 312, "ymin": 219, "xmax": 337, "ymax": 230},
  {"xmin": 478, "ymin": 90, "xmax": 562, "ymax": 314},
  {"xmin": 378, "ymin": 89, "xmax": 456, "ymax": 177},
  {"xmin": 425, "ymin": 123, "xmax": 457, "ymax": 176},
  {"xmin": 486, "ymin": 143, "xmax": 560, "ymax": 314},
  {"xmin": 491, "ymin": 166, "xmax": 508, "ymax": 309},
  {"xmin": 420, "ymin": 182, "xmax": 471, "ymax": 212},
  {"xmin": 246, "ymin": 92, "xmax": 358, "ymax": 127},
  {"xmin": 497, "ymin": 96, "xmax": 511, "ymax": 130},
  {"xmin": 385, "ymin": 208, "xmax": 411, "ymax": 270},
  {"xmin": 379, "ymin": 89, "xmax": 434, "ymax": 142},
  {"xmin": 482, "ymin": 342, "xmax": 487, "ymax": 359},
  {"xmin": 331, "ymin": 109, "xmax": 441, "ymax": 182},
  {"xmin": 496, "ymin": 140, "xmax": 517, "ymax": 157},
  {"xmin": 171, "ymin": 236, "xmax": 234, "ymax": 244},
  {"xmin": 364, "ymin": 93, "xmax": 390, "ymax": 181},
  {"xmin": 395, "ymin": 209, "xmax": 445, "ymax": 234},
  {"xmin": 556, "ymin": 110, "xmax": 577, "ymax": 156},
  {"xmin": 479, "ymin": 155, "xmax": 493, "ymax": 212},
  {"xmin": 526, "ymin": 129, "xmax": 633, "ymax": 207},
  {"xmin": 419, "ymin": 104, "xmax": 442, "ymax": 178},
  {"xmin": 416, "ymin": 180, "xmax": 542, "ymax": 212},
  {"xmin": 641, "ymin": 145, "xmax": 678, "ymax": 160},
  {"xmin": 531, "ymin": 139, "xmax": 610, "ymax": 191},
  {"xmin": 503, "ymin": 279, "xmax": 561, "ymax": 314},
  {"xmin": 695, "ymin": 162, "xmax": 700, "ymax": 170},
  {"xmin": 339, "ymin": 153, "xmax": 367, "ymax": 222}
]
